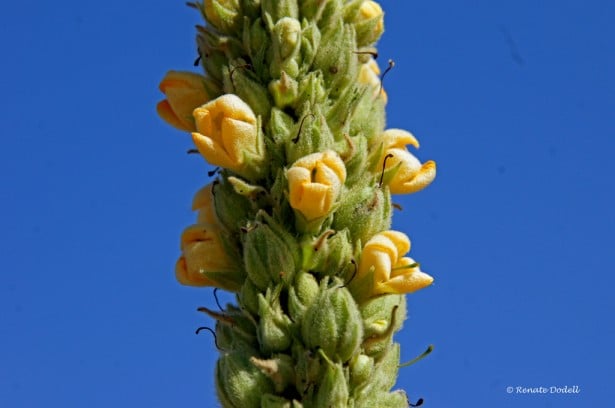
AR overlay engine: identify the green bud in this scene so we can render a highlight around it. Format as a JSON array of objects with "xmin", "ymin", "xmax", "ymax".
[
  {"xmin": 292, "ymin": 342, "xmax": 321, "ymax": 397},
  {"xmin": 214, "ymin": 175, "xmax": 253, "ymax": 231},
  {"xmin": 268, "ymin": 107, "xmax": 295, "ymax": 144},
  {"xmin": 269, "ymin": 71, "xmax": 299, "ymax": 108},
  {"xmin": 212, "ymin": 307, "xmax": 259, "ymax": 354},
  {"xmin": 257, "ymin": 288, "xmax": 294, "ymax": 354},
  {"xmin": 349, "ymin": 353, "xmax": 374, "ymax": 390},
  {"xmin": 203, "ymin": 0, "xmax": 242, "ymax": 34},
  {"xmin": 251, "ymin": 354, "xmax": 296, "ymax": 393},
  {"xmin": 299, "ymin": 22, "xmax": 321, "ymax": 75},
  {"xmin": 216, "ymin": 351, "xmax": 274, "ymax": 408},
  {"xmin": 340, "ymin": 133, "xmax": 369, "ymax": 186},
  {"xmin": 349, "ymin": 87, "xmax": 386, "ymax": 143},
  {"xmin": 285, "ymin": 108, "xmax": 334, "ymax": 165},
  {"xmin": 261, "ymin": 0, "xmax": 298, "ymax": 22},
  {"xmin": 223, "ymin": 60, "xmax": 272, "ymax": 120},
  {"xmin": 243, "ymin": 213, "xmax": 299, "ymax": 289},
  {"xmin": 301, "ymin": 229, "xmax": 353, "ymax": 278},
  {"xmin": 354, "ymin": 390, "xmax": 409, "ymax": 408},
  {"xmin": 314, "ymin": 353, "xmax": 349, "ymax": 408},
  {"xmin": 313, "ymin": 19, "xmax": 358, "ymax": 99},
  {"xmin": 295, "ymin": 71, "xmax": 327, "ymax": 113},
  {"xmin": 243, "ymin": 17, "xmax": 271, "ymax": 80},
  {"xmin": 360, "ymin": 295, "xmax": 406, "ymax": 357},
  {"xmin": 288, "ymin": 271, "xmax": 319, "ymax": 322},
  {"xmin": 353, "ymin": 344, "xmax": 405, "ymax": 407},
  {"xmin": 270, "ymin": 17, "xmax": 302, "ymax": 78},
  {"xmin": 239, "ymin": 278, "xmax": 261, "ymax": 316},
  {"xmin": 302, "ymin": 279, "xmax": 363, "ymax": 362},
  {"xmin": 332, "ymin": 184, "xmax": 392, "ymax": 246}
]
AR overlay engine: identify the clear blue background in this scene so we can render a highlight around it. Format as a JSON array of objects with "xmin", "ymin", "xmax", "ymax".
[{"xmin": 2, "ymin": 1, "xmax": 614, "ymax": 407}]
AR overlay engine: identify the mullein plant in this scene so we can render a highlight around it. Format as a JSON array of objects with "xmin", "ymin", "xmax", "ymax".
[{"xmin": 157, "ymin": 1, "xmax": 437, "ymax": 407}]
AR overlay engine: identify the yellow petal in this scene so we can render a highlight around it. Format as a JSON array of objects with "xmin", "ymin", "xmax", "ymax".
[
  {"xmin": 375, "ymin": 269, "xmax": 434, "ymax": 295},
  {"xmin": 382, "ymin": 129, "xmax": 419, "ymax": 149}
]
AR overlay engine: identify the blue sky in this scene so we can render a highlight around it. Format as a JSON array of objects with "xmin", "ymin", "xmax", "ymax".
[{"xmin": 2, "ymin": 1, "xmax": 614, "ymax": 407}]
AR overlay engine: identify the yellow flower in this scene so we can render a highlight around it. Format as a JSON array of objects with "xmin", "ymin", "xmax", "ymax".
[
  {"xmin": 358, "ymin": 59, "xmax": 387, "ymax": 103},
  {"xmin": 157, "ymin": 71, "xmax": 209, "ymax": 132},
  {"xmin": 287, "ymin": 150, "xmax": 347, "ymax": 222},
  {"xmin": 192, "ymin": 183, "xmax": 218, "ymax": 225},
  {"xmin": 377, "ymin": 129, "xmax": 436, "ymax": 194},
  {"xmin": 359, "ymin": 231, "xmax": 433, "ymax": 296},
  {"xmin": 191, "ymin": 94, "xmax": 265, "ymax": 179},
  {"xmin": 175, "ymin": 224, "xmax": 239, "ymax": 290}
]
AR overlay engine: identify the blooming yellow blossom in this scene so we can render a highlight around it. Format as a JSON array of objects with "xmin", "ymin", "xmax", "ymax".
[
  {"xmin": 378, "ymin": 129, "xmax": 436, "ymax": 194},
  {"xmin": 175, "ymin": 224, "xmax": 237, "ymax": 289},
  {"xmin": 157, "ymin": 71, "xmax": 209, "ymax": 132},
  {"xmin": 358, "ymin": 59, "xmax": 387, "ymax": 103},
  {"xmin": 359, "ymin": 231, "xmax": 433, "ymax": 296},
  {"xmin": 192, "ymin": 94, "xmax": 265, "ymax": 179},
  {"xmin": 287, "ymin": 150, "xmax": 346, "ymax": 221}
]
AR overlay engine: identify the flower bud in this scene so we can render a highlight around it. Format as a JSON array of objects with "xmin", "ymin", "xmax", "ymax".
[
  {"xmin": 313, "ymin": 19, "xmax": 358, "ymax": 98},
  {"xmin": 243, "ymin": 214, "xmax": 299, "ymax": 290},
  {"xmin": 332, "ymin": 184, "xmax": 391, "ymax": 246},
  {"xmin": 360, "ymin": 294, "xmax": 406, "ymax": 356},
  {"xmin": 203, "ymin": 0, "xmax": 242, "ymax": 34},
  {"xmin": 301, "ymin": 280, "xmax": 363, "ymax": 362},
  {"xmin": 299, "ymin": 22, "xmax": 321, "ymax": 74},
  {"xmin": 314, "ymin": 358, "xmax": 349, "ymax": 408},
  {"xmin": 288, "ymin": 271, "xmax": 319, "ymax": 322},
  {"xmin": 353, "ymin": 1, "xmax": 385, "ymax": 47},
  {"xmin": 287, "ymin": 150, "xmax": 346, "ymax": 228},
  {"xmin": 192, "ymin": 94, "xmax": 266, "ymax": 180},
  {"xmin": 269, "ymin": 71, "xmax": 299, "ymax": 109},
  {"xmin": 257, "ymin": 290, "xmax": 294, "ymax": 354},
  {"xmin": 175, "ymin": 224, "xmax": 243, "ymax": 291},
  {"xmin": 262, "ymin": 0, "xmax": 299, "ymax": 22},
  {"xmin": 216, "ymin": 351, "xmax": 274, "ymax": 408},
  {"xmin": 157, "ymin": 71, "xmax": 209, "ymax": 132},
  {"xmin": 260, "ymin": 394, "xmax": 293, "ymax": 408},
  {"xmin": 354, "ymin": 230, "xmax": 433, "ymax": 298},
  {"xmin": 212, "ymin": 175, "xmax": 253, "ymax": 231},
  {"xmin": 238, "ymin": 278, "xmax": 260, "ymax": 316},
  {"xmin": 376, "ymin": 129, "xmax": 437, "ymax": 194},
  {"xmin": 349, "ymin": 353, "xmax": 374, "ymax": 390},
  {"xmin": 251, "ymin": 354, "xmax": 296, "ymax": 393},
  {"xmin": 271, "ymin": 17, "xmax": 302, "ymax": 78},
  {"xmin": 285, "ymin": 109, "xmax": 335, "ymax": 165},
  {"xmin": 301, "ymin": 229, "xmax": 353, "ymax": 278},
  {"xmin": 352, "ymin": 344, "xmax": 405, "ymax": 406}
]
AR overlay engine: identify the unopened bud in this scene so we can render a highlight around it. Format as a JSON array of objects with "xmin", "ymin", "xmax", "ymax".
[
  {"xmin": 216, "ymin": 351, "xmax": 274, "ymax": 408},
  {"xmin": 302, "ymin": 280, "xmax": 363, "ymax": 362},
  {"xmin": 203, "ymin": 0, "xmax": 242, "ymax": 34},
  {"xmin": 243, "ymin": 214, "xmax": 299, "ymax": 289},
  {"xmin": 314, "ymin": 355, "xmax": 349, "ymax": 408},
  {"xmin": 288, "ymin": 271, "xmax": 319, "ymax": 322},
  {"xmin": 257, "ymin": 290, "xmax": 294, "ymax": 354},
  {"xmin": 332, "ymin": 184, "xmax": 392, "ymax": 246}
]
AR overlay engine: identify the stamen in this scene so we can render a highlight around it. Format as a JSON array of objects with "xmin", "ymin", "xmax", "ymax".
[
  {"xmin": 379, "ymin": 59, "xmax": 395, "ymax": 96},
  {"xmin": 229, "ymin": 64, "xmax": 253, "ymax": 89},
  {"xmin": 195, "ymin": 326, "xmax": 221, "ymax": 350},
  {"xmin": 399, "ymin": 345, "xmax": 434, "ymax": 368},
  {"xmin": 379, "ymin": 153, "xmax": 394, "ymax": 187},
  {"xmin": 393, "ymin": 203, "xmax": 403, "ymax": 211},
  {"xmin": 292, "ymin": 113, "xmax": 315, "ymax": 144},
  {"xmin": 187, "ymin": 148, "xmax": 199, "ymax": 155},
  {"xmin": 213, "ymin": 288, "xmax": 223, "ymax": 311},
  {"xmin": 207, "ymin": 167, "xmax": 220, "ymax": 177}
]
